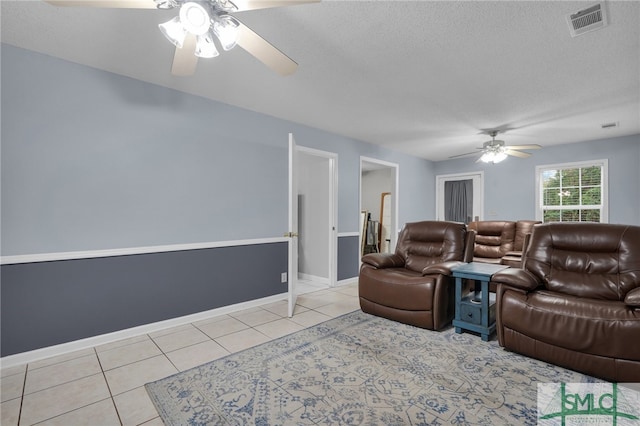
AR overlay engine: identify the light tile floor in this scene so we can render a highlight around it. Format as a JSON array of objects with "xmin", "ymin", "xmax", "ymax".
[{"xmin": 0, "ymin": 282, "xmax": 360, "ymax": 425}]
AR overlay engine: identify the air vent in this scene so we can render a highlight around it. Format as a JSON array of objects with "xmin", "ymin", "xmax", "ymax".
[
  {"xmin": 567, "ymin": 3, "xmax": 607, "ymax": 37},
  {"xmin": 601, "ymin": 122, "xmax": 619, "ymax": 129}
]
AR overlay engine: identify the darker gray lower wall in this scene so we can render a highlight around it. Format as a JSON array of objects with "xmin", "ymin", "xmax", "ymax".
[
  {"xmin": 1, "ymin": 242, "xmax": 288, "ymax": 357},
  {"xmin": 337, "ymin": 235, "xmax": 359, "ymax": 281}
]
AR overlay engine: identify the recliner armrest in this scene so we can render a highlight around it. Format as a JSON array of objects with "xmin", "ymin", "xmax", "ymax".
[
  {"xmin": 422, "ymin": 261, "xmax": 464, "ymax": 276},
  {"xmin": 490, "ymin": 268, "xmax": 541, "ymax": 292},
  {"xmin": 625, "ymin": 287, "xmax": 640, "ymax": 307},
  {"xmin": 361, "ymin": 253, "xmax": 405, "ymax": 269}
]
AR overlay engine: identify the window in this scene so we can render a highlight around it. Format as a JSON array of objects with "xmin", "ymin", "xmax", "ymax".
[{"xmin": 535, "ymin": 160, "xmax": 608, "ymax": 223}]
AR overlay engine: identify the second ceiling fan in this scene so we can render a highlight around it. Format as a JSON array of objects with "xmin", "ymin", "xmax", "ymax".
[
  {"xmin": 45, "ymin": 0, "xmax": 319, "ymax": 76},
  {"xmin": 449, "ymin": 131, "xmax": 542, "ymax": 164}
]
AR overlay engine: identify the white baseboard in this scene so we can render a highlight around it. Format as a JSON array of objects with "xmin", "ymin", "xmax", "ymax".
[
  {"xmin": 337, "ymin": 232, "xmax": 359, "ymax": 238},
  {"xmin": 298, "ymin": 273, "xmax": 330, "ymax": 285},
  {"xmin": 337, "ymin": 277, "xmax": 358, "ymax": 286},
  {"xmin": 0, "ymin": 292, "xmax": 288, "ymax": 369}
]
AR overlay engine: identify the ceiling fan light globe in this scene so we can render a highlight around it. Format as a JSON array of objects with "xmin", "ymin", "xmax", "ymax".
[
  {"xmin": 195, "ymin": 33, "xmax": 220, "ymax": 58},
  {"xmin": 159, "ymin": 16, "xmax": 187, "ymax": 48},
  {"xmin": 480, "ymin": 152, "xmax": 494, "ymax": 163},
  {"xmin": 213, "ymin": 15, "xmax": 240, "ymax": 51},
  {"xmin": 179, "ymin": 2, "xmax": 211, "ymax": 36},
  {"xmin": 480, "ymin": 151, "xmax": 507, "ymax": 164},
  {"xmin": 493, "ymin": 152, "xmax": 507, "ymax": 163}
]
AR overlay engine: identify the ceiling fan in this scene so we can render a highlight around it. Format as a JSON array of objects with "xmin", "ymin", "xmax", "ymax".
[
  {"xmin": 449, "ymin": 131, "xmax": 541, "ymax": 163},
  {"xmin": 44, "ymin": 0, "xmax": 319, "ymax": 76}
]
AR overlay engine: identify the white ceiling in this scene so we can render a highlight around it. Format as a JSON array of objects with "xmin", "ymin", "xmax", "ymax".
[{"xmin": 2, "ymin": 0, "xmax": 639, "ymax": 161}]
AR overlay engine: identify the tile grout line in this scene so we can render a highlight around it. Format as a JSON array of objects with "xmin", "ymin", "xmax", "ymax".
[
  {"xmin": 93, "ymin": 347, "xmax": 124, "ymax": 426},
  {"xmin": 147, "ymin": 333, "xmax": 181, "ymax": 374},
  {"xmin": 16, "ymin": 364, "xmax": 27, "ymax": 426}
]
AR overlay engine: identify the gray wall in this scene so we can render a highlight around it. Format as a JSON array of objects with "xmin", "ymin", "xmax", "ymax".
[
  {"xmin": 1, "ymin": 44, "xmax": 434, "ymax": 257},
  {"xmin": 433, "ymin": 135, "xmax": 640, "ymax": 225},
  {"xmin": 1, "ymin": 243, "xmax": 287, "ymax": 356},
  {"xmin": 337, "ymin": 236, "xmax": 359, "ymax": 281}
]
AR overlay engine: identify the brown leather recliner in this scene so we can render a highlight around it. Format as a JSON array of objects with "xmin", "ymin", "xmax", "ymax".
[
  {"xmin": 467, "ymin": 220, "xmax": 516, "ymax": 264},
  {"xmin": 359, "ymin": 221, "xmax": 473, "ymax": 330},
  {"xmin": 500, "ymin": 220, "xmax": 541, "ymax": 268},
  {"xmin": 492, "ymin": 222, "xmax": 640, "ymax": 382}
]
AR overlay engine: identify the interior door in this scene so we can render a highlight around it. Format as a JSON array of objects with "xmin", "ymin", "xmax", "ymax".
[
  {"xmin": 436, "ymin": 172, "xmax": 483, "ymax": 222},
  {"xmin": 287, "ymin": 133, "xmax": 299, "ymax": 317}
]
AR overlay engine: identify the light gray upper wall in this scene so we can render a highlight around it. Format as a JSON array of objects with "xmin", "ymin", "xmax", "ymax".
[
  {"xmin": 1, "ymin": 45, "xmax": 434, "ymax": 256},
  {"xmin": 433, "ymin": 134, "xmax": 640, "ymax": 225}
]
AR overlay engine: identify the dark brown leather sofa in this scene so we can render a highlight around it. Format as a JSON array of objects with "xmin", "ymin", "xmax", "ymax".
[
  {"xmin": 359, "ymin": 221, "xmax": 473, "ymax": 330},
  {"xmin": 491, "ymin": 222, "xmax": 640, "ymax": 382}
]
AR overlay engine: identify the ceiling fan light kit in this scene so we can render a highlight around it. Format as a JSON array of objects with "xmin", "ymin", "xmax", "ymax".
[
  {"xmin": 479, "ymin": 141, "xmax": 508, "ymax": 164},
  {"xmin": 45, "ymin": 0, "xmax": 320, "ymax": 76},
  {"xmin": 448, "ymin": 130, "xmax": 542, "ymax": 163},
  {"xmin": 160, "ymin": 1, "xmax": 239, "ymax": 58}
]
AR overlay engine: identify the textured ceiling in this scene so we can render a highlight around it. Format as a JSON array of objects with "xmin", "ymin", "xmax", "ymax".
[{"xmin": 2, "ymin": 0, "xmax": 639, "ymax": 161}]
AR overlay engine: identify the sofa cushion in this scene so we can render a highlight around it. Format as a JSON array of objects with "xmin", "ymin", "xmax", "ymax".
[
  {"xmin": 525, "ymin": 223, "xmax": 640, "ymax": 301},
  {"xmin": 468, "ymin": 221, "xmax": 516, "ymax": 259},
  {"xmin": 395, "ymin": 221, "xmax": 466, "ymax": 273},
  {"xmin": 500, "ymin": 289, "xmax": 640, "ymax": 361},
  {"xmin": 359, "ymin": 265, "xmax": 437, "ymax": 311}
]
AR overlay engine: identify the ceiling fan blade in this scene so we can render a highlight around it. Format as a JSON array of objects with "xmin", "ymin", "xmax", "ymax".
[
  {"xmin": 504, "ymin": 149, "xmax": 531, "ymax": 158},
  {"xmin": 232, "ymin": 0, "xmax": 320, "ymax": 12},
  {"xmin": 505, "ymin": 144, "xmax": 542, "ymax": 150},
  {"xmin": 171, "ymin": 33, "xmax": 198, "ymax": 76},
  {"xmin": 236, "ymin": 21, "xmax": 297, "ymax": 76},
  {"xmin": 44, "ymin": 0, "xmax": 158, "ymax": 8}
]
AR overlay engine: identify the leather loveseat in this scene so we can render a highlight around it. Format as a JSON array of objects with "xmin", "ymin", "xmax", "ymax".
[
  {"xmin": 359, "ymin": 221, "xmax": 473, "ymax": 330},
  {"xmin": 491, "ymin": 222, "xmax": 640, "ymax": 382}
]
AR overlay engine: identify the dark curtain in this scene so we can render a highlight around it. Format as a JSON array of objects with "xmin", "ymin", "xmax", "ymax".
[{"xmin": 445, "ymin": 179, "xmax": 473, "ymax": 223}]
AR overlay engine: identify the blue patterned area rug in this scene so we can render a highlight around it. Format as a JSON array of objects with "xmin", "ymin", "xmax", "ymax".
[{"xmin": 145, "ymin": 310, "xmax": 596, "ymax": 425}]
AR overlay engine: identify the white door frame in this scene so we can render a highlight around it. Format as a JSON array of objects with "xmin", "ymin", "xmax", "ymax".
[
  {"xmin": 297, "ymin": 146, "xmax": 338, "ymax": 287},
  {"xmin": 287, "ymin": 134, "xmax": 299, "ymax": 317},
  {"xmin": 360, "ymin": 157, "xmax": 399, "ymax": 256},
  {"xmin": 435, "ymin": 171, "xmax": 484, "ymax": 222}
]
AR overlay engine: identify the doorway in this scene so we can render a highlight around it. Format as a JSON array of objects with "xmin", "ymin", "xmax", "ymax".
[
  {"xmin": 360, "ymin": 157, "xmax": 399, "ymax": 258},
  {"xmin": 435, "ymin": 172, "xmax": 484, "ymax": 223},
  {"xmin": 296, "ymin": 147, "xmax": 337, "ymax": 292}
]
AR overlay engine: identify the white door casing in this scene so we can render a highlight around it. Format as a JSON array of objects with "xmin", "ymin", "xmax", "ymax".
[{"xmin": 287, "ymin": 133, "xmax": 299, "ymax": 317}]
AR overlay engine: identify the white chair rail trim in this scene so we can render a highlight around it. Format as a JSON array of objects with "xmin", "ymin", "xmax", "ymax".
[{"xmin": 0, "ymin": 237, "xmax": 288, "ymax": 265}]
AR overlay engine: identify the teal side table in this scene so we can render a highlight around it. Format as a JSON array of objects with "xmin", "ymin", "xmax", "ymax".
[{"xmin": 451, "ymin": 262, "xmax": 509, "ymax": 341}]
